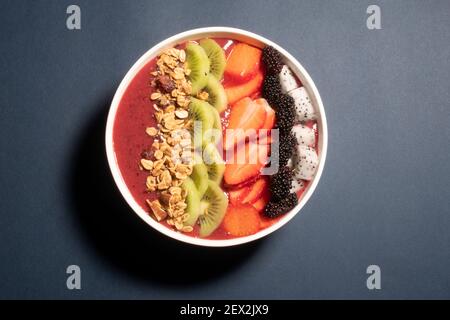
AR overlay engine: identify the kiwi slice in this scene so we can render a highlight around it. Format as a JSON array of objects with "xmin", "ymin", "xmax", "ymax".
[
  {"xmin": 211, "ymin": 105, "xmax": 222, "ymax": 132},
  {"xmin": 202, "ymin": 144, "xmax": 225, "ymax": 184},
  {"xmin": 186, "ymin": 43, "xmax": 210, "ymax": 94},
  {"xmin": 198, "ymin": 180, "xmax": 228, "ymax": 237},
  {"xmin": 182, "ymin": 177, "xmax": 201, "ymax": 226},
  {"xmin": 189, "ymin": 97, "xmax": 214, "ymax": 148},
  {"xmin": 203, "ymin": 75, "xmax": 228, "ymax": 113},
  {"xmin": 199, "ymin": 39, "xmax": 226, "ymax": 80},
  {"xmin": 202, "ymin": 105, "xmax": 222, "ymax": 147},
  {"xmin": 190, "ymin": 154, "xmax": 209, "ymax": 198}
]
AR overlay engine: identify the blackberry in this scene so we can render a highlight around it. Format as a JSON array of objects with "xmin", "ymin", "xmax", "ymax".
[
  {"xmin": 264, "ymin": 193, "xmax": 298, "ymax": 218},
  {"xmin": 262, "ymin": 46, "xmax": 283, "ymax": 75},
  {"xmin": 275, "ymin": 132, "xmax": 297, "ymax": 167},
  {"xmin": 262, "ymin": 74, "xmax": 282, "ymax": 105},
  {"xmin": 269, "ymin": 166, "xmax": 294, "ymax": 200},
  {"xmin": 275, "ymin": 94, "xmax": 296, "ymax": 134}
]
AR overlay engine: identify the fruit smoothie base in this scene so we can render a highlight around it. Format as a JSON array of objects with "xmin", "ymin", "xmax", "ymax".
[{"xmin": 113, "ymin": 38, "xmax": 319, "ymax": 240}]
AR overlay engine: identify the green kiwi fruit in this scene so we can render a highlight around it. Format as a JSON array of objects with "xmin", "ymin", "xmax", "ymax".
[
  {"xmin": 182, "ymin": 177, "xmax": 201, "ymax": 226},
  {"xmin": 185, "ymin": 43, "xmax": 210, "ymax": 94},
  {"xmin": 199, "ymin": 39, "xmax": 226, "ymax": 80},
  {"xmin": 189, "ymin": 97, "xmax": 214, "ymax": 148},
  {"xmin": 203, "ymin": 75, "xmax": 228, "ymax": 113},
  {"xmin": 198, "ymin": 180, "xmax": 228, "ymax": 237},
  {"xmin": 202, "ymin": 105, "xmax": 222, "ymax": 147},
  {"xmin": 211, "ymin": 105, "xmax": 222, "ymax": 132},
  {"xmin": 202, "ymin": 144, "xmax": 225, "ymax": 184},
  {"xmin": 190, "ymin": 154, "xmax": 209, "ymax": 198}
]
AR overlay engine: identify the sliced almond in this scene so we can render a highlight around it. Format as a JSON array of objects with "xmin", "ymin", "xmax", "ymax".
[
  {"xmin": 179, "ymin": 50, "xmax": 186, "ymax": 62},
  {"xmin": 169, "ymin": 186, "xmax": 182, "ymax": 195},
  {"xmin": 141, "ymin": 159, "xmax": 154, "ymax": 170},
  {"xmin": 146, "ymin": 127, "xmax": 158, "ymax": 136},
  {"xmin": 157, "ymin": 182, "xmax": 168, "ymax": 190},
  {"xmin": 175, "ymin": 109, "xmax": 188, "ymax": 119},
  {"xmin": 146, "ymin": 176, "xmax": 156, "ymax": 190},
  {"xmin": 146, "ymin": 199, "xmax": 167, "ymax": 221},
  {"xmin": 174, "ymin": 221, "xmax": 184, "ymax": 230},
  {"xmin": 151, "ymin": 92, "xmax": 161, "ymax": 100},
  {"xmin": 154, "ymin": 150, "xmax": 164, "ymax": 160}
]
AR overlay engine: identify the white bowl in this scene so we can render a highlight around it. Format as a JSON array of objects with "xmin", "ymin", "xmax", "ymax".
[{"xmin": 105, "ymin": 27, "xmax": 328, "ymax": 247}]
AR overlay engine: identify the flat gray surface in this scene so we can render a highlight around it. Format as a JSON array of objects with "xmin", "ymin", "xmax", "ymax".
[{"xmin": 0, "ymin": 0, "xmax": 449, "ymax": 299}]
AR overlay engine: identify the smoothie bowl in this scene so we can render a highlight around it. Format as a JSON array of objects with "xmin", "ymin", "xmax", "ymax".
[{"xmin": 105, "ymin": 27, "xmax": 327, "ymax": 247}]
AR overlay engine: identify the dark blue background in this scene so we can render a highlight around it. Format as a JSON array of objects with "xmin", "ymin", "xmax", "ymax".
[{"xmin": 1, "ymin": 0, "xmax": 449, "ymax": 299}]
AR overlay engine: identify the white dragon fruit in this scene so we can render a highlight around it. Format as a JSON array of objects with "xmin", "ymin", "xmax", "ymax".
[
  {"xmin": 293, "ymin": 145, "xmax": 319, "ymax": 181},
  {"xmin": 279, "ymin": 65, "xmax": 298, "ymax": 93},
  {"xmin": 291, "ymin": 124, "xmax": 316, "ymax": 147},
  {"xmin": 287, "ymin": 87, "xmax": 316, "ymax": 122},
  {"xmin": 290, "ymin": 177, "xmax": 305, "ymax": 193}
]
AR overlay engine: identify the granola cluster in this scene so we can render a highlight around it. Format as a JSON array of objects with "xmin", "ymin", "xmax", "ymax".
[
  {"xmin": 141, "ymin": 47, "xmax": 195, "ymax": 233},
  {"xmin": 150, "ymin": 47, "xmax": 192, "ymax": 107}
]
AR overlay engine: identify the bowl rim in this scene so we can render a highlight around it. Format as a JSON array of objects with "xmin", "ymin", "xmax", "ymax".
[{"xmin": 105, "ymin": 26, "xmax": 328, "ymax": 247}]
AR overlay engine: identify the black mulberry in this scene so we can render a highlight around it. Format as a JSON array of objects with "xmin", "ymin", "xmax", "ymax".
[
  {"xmin": 275, "ymin": 94, "xmax": 296, "ymax": 134},
  {"xmin": 264, "ymin": 193, "xmax": 298, "ymax": 218},
  {"xmin": 275, "ymin": 132, "xmax": 297, "ymax": 167},
  {"xmin": 262, "ymin": 46, "xmax": 283, "ymax": 75},
  {"xmin": 269, "ymin": 166, "xmax": 294, "ymax": 200},
  {"xmin": 262, "ymin": 74, "xmax": 282, "ymax": 105}
]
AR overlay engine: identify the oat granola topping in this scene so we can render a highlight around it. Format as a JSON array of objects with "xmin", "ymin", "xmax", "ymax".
[{"xmin": 142, "ymin": 47, "xmax": 194, "ymax": 233}]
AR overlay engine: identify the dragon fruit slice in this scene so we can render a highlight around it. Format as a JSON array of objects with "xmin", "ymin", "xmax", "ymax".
[
  {"xmin": 288, "ymin": 87, "xmax": 316, "ymax": 122},
  {"xmin": 293, "ymin": 145, "xmax": 319, "ymax": 181},
  {"xmin": 291, "ymin": 124, "xmax": 316, "ymax": 147},
  {"xmin": 279, "ymin": 65, "xmax": 298, "ymax": 93}
]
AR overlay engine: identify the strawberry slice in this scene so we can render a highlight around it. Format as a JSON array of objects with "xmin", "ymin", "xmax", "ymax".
[
  {"xmin": 250, "ymin": 91, "xmax": 262, "ymax": 100},
  {"xmin": 257, "ymin": 133, "xmax": 272, "ymax": 145},
  {"xmin": 255, "ymin": 98, "xmax": 276, "ymax": 130},
  {"xmin": 254, "ymin": 99, "xmax": 275, "ymax": 145},
  {"xmin": 241, "ymin": 177, "xmax": 268, "ymax": 204},
  {"xmin": 228, "ymin": 185, "xmax": 250, "ymax": 205},
  {"xmin": 223, "ymin": 204, "xmax": 261, "ymax": 237},
  {"xmin": 223, "ymin": 97, "xmax": 267, "ymax": 150},
  {"xmin": 252, "ymin": 188, "xmax": 270, "ymax": 211},
  {"xmin": 225, "ymin": 43, "xmax": 262, "ymax": 82},
  {"xmin": 225, "ymin": 70, "xmax": 264, "ymax": 105},
  {"xmin": 224, "ymin": 141, "xmax": 269, "ymax": 185}
]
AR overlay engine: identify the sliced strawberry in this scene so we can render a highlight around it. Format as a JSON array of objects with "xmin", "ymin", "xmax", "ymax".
[
  {"xmin": 225, "ymin": 43, "xmax": 262, "ymax": 82},
  {"xmin": 225, "ymin": 70, "xmax": 264, "ymax": 105},
  {"xmin": 223, "ymin": 204, "xmax": 261, "ymax": 237},
  {"xmin": 223, "ymin": 97, "xmax": 266, "ymax": 150},
  {"xmin": 254, "ymin": 98, "xmax": 276, "ymax": 130},
  {"xmin": 228, "ymin": 185, "xmax": 250, "ymax": 205},
  {"xmin": 241, "ymin": 177, "xmax": 268, "ymax": 204},
  {"xmin": 224, "ymin": 174, "xmax": 260, "ymax": 191},
  {"xmin": 224, "ymin": 141, "xmax": 269, "ymax": 185},
  {"xmin": 252, "ymin": 188, "xmax": 270, "ymax": 211},
  {"xmin": 250, "ymin": 91, "xmax": 262, "ymax": 100},
  {"xmin": 257, "ymin": 132, "xmax": 272, "ymax": 145}
]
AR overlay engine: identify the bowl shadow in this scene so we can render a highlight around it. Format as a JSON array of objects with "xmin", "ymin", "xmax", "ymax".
[{"xmin": 68, "ymin": 93, "xmax": 264, "ymax": 287}]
